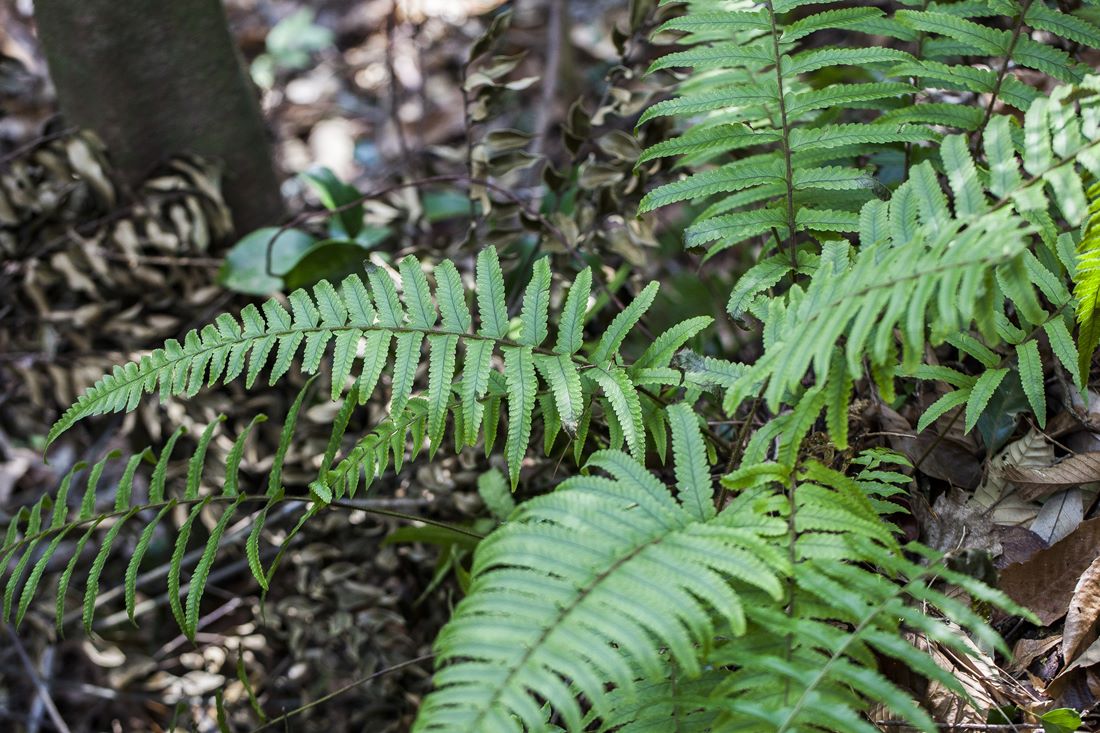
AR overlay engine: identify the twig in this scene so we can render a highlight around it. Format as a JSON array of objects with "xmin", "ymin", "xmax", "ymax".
[
  {"xmin": 262, "ymin": 174, "xmax": 575, "ymax": 279},
  {"xmin": 249, "ymin": 653, "xmax": 435, "ymax": 732},
  {"xmin": 0, "ymin": 127, "xmax": 78, "ymax": 170},
  {"xmin": 26, "ymin": 644, "xmax": 54, "ymax": 733},
  {"xmin": 385, "ymin": 1, "xmax": 415, "ymax": 177},
  {"xmin": 153, "ymin": 597, "xmax": 244, "ymax": 660},
  {"xmin": 873, "ymin": 723, "xmax": 1040, "ymax": 732},
  {"xmin": 4, "ymin": 625, "xmax": 72, "ymax": 733}
]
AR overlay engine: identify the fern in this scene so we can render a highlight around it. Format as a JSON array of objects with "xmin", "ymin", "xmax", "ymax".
[
  {"xmin": 894, "ymin": 2, "xmax": 1099, "ymax": 133},
  {"xmin": 1, "ymin": 393, "xmax": 483, "ymax": 636},
  {"xmin": 640, "ymin": 0, "xmax": 934, "ymax": 259},
  {"xmin": 640, "ymin": 0, "xmax": 1100, "ymax": 262},
  {"xmin": 12, "ymin": 5, "xmax": 1100, "ymax": 727},
  {"xmin": 416, "ymin": 413, "xmax": 1028, "ymax": 732},
  {"xmin": 1074, "ymin": 182, "xmax": 1100, "ymax": 375},
  {"xmin": 723, "ymin": 84, "xmax": 1100, "ymax": 441},
  {"xmin": 46, "ymin": 248, "xmax": 685, "ymax": 488}
]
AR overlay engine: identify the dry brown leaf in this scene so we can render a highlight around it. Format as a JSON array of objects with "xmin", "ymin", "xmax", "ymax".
[
  {"xmin": 1047, "ymin": 636, "xmax": 1100, "ymax": 701},
  {"xmin": 1005, "ymin": 452, "xmax": 1100, "ymax": 501},
  {"xmin": 1000, "ymin": 517, "xmax": 1100, "ymax": 626},
  {"xmin": 916, "ymin": 489, "xmax": 1000, "ymax": 555},
  {"xmin": 973, "ymin": 429, "xmax": 1055, "ymax": 508},
  {"xmin": 1009, "ymin": 635, "xmax": 1061, "ymax": 676},
  {"xmin": 994, "ymin": 525, "xmax": 1048, "ymax": 568},
  {"xmin": 1063, "ymin": 556, "xmax": 1100, "ymax": 664},
  {"xmin": 876, "ymin": 405, "xmax": 982, "ymax": 489},
  {"xmin": 1031, "ymin": 488, "xmax": 1085, "ymax": 546}
]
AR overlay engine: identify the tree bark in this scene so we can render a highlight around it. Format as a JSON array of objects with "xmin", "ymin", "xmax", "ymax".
[{"xmin": 34, "ymin": 0, "xmax": 283, "ymax": 236}]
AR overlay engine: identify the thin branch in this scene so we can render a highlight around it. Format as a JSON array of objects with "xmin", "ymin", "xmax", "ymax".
[
  {"xmin": 4, "ymin": 625, "xmax": 72, "ymax": 733},
  {"xmin": 763, "ymin": 0, "xmax": 798, "ymax": 270},
  {"xmin": 249, "ymin": 653, "xmax": 435, "ymax": 732},
  {"xmin": 263, "ymin": 174, "xmax": 575, "ymax": 279}
]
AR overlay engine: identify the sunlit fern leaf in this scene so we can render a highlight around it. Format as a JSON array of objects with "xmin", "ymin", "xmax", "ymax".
[
  {"xmin": 1075, "ymin": 183, "xmax": 1100, "ymax": 375},
  {"xmin": 414, "ymin": 442, "xmax": 789, "ymax": 732},
  {"xmin": 726, "ymin": 85, "xmax": 1100, "ymax": 443}
]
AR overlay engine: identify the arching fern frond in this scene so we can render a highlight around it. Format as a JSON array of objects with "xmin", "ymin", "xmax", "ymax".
[
  {"xmin": 2, "ymin": 390, "xmax": 478, "ymax": 638},
  {"xmin": 725, "ymin": 83, "xmax": 1100, "ymax": 441},
  {"xmin": 46, "ymin": 248, "xmax": 675, "ymax": 488},
  {"xmin": 416, "ymin": 426, "xmax": 1027, "ymax": 732},
  {"xmin": 414, "ymin": 407, "xmax": 788, "ymax": 732}
]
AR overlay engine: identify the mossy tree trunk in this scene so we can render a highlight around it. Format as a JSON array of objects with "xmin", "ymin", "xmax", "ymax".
[{"xmin": 35, "ymin": 0, "xmax": 283, "ymax": 236}]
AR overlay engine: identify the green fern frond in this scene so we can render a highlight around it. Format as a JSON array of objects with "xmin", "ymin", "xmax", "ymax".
[
  {"xmin": 415, "ymin": 426, "xmax": 789, "ymax": 732},
  {"xmin": 726, "ymin": 85, "xmax": 1100, "ymax": 441},
  {"xmin": 2, "ymin": 399, "xmax": 477, "ymax": 636},
  {"xmin": 46, "ymin": 248, "xmax": 674, "ymax": 487},
  {"xmin": 418, "ymin": 446, "xmax": 1020, "ymax": 733},
  {"xmin": 1074, "ymin": 182, "xmax": 1100, "ymax": 375}
]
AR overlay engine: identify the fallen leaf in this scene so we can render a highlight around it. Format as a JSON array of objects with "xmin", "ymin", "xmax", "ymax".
[
  {"xmin": 1063, "ymin": 556, "xmax": 1100, "ymax": 664},
  {"xmin": 1031, "ymin": 488, "xmax": 1085, "ymax": 546},
  {"xmin": 1005, "ymin": 452, "xmax": 1100, "ymax": 501},
  {"xmin": 877, "ymin": 405, "xmax": 983, "ymax": 489},
  {"xmin": 1000, "ymin": 517, "xmax": 1100, "ymax": 625},
  {"xmin": 1009, "ymin": 635, "xmax": 1061, "ymax": 676},
  {"xmin": 994, "ymin": 525, "xmax": 1048, "ymax": 568},
  {"xmin": 973, "ymin": 429, "xmax": 1054, "ymax": 507},
  {"xmin": 916, "ymin": 489, "xmax": 1001, "ymax": 555}
]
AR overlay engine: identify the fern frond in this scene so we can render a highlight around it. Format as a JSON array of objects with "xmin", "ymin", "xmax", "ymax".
[
  {"xmin": 415, "ymin": 439, "xmax": 788, "ymax": 732},
  {"xmin": 3, "ymin": 403, "xmax": 478, "ymax": 636},
  {"xmin": 1074, "ymin": 182, "xmax": 1100, "ymax": 374},
  {"xmin": 419, "ymin": 447, "xmax": 1019, "ymax": 733},
  {"xmin": 46, "ymin": 248, "xmax": 676, "ymax": 487},
  {"xmin": 727, "ymin": 85, "xmax": 1100, "ymax": 441}
]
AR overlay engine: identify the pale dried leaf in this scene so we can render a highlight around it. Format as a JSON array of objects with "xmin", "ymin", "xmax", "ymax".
[
  {"xmin": 972, "ymin": 429, "xmax": 1054, "ymax": 507},
  {"xmin": 1006, "ymin": 452, "xmax": 1100, "ymax": 501},
  {"xmin": 1064, "ymin": 556, "xmax": 1100, "ymax": 664},
  {"xmin": 1031, "ymin": 488, "xmax": 1084, "ymax": 545}
]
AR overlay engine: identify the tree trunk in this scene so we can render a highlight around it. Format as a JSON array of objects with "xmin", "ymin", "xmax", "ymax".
[{"xmin": 34, "ymin": 0, "xmax": 283, "ymax": 236}]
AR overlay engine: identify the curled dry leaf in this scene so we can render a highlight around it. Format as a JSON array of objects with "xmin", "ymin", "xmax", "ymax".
[
  {"xmin": 1009, "ymin": 635, "xmax": 1061, "ymax": 677},
  {"xmin": 1063, "ymin": 555, "xmax": 1100, "ymax": 665},
  {"xmin": 1004, "ymin": 452, "xmax": 1100, "ymax": 501},
  {"xmin": 972, "ymin": 429, "xmax": 1054, "ymax": 508}
]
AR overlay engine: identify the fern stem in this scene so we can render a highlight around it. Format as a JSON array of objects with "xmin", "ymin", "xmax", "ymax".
[
  {"xmin": 973, "ymin": 0, "xmax": 1036, "ymax": 148},
  {"xmin": 252, "ymin": 653, "xmax": 435, "ymax": 732},
  {"xmin": 1, "ymin": 493, "xmax": 483, "ymax": 561},
  {"xmin": 775, "ymin": 566, "xmax": 942, "ymax": 733},
  {"xmin": 763, "ymin": 0, "xmax": 798, "ymax": 270},
  {"xmin": 717, "ymin": 387, "xmax": 766, "ymax": 508}
]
